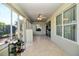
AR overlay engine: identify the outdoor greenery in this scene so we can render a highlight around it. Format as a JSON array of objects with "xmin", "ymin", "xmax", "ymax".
[{"xmin": 0, "ymin": 21, "xmax": 16, "ymax": 38}]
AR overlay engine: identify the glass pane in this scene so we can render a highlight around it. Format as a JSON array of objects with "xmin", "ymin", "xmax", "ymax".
[
  {"xmin": 63, "ymin": 5, "xmax": 76, "ymax": 24},
  {"xmin": 73, "ymin": 6, "xmax": 76, "ymax": 21},
  {"xmin": 19, "ymin": 15, "xmax": 23, "ymax": 31},
  {"xmin": 0, "ymin": 3, "xmax": 11, "ymax": 56},
  {"xmin": 0, "ymin": 4, "xmax": 11, "ymax": 42},
  {"xmin": 56, "ymin": 14, "xmax": 62, "ymax": 25},
  {"xmin": 19, "ymin": 15, "xmax": 24, "ymax": 20},
  {"xmin": 12, "ymin": 11, "xmax": 18, "ymax": 38},
  {"xmin": 64, "ymin": 24, "xmax": 76, "ymax": 41},
  {"xmin": 56, "ymin": 26, "xmax": 62, "ymax": 36},
  {"xmin": 64, "ymin": 25, "xmax": 71, "ymax": 39},
  {"xmin": 71, "ymin": 24, "xmax": 76, "ymax": 41}
]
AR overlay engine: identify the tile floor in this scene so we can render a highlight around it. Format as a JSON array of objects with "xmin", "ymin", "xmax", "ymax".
[{"xmin": 21, "ymin": 36, "xmax": 66, "ymax": 56}]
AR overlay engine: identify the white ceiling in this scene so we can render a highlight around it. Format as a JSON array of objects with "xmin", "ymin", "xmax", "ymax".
[{"xmin": 17, "ymin": 3, "xmax": 62, "ymax": 22}]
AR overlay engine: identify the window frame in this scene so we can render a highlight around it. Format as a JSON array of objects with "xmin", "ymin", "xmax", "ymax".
[
  {"xmin": 56, "ymin": 14, "xmax": 62, "ymax": 36},
  {"xmin": 56, "ymin": 4, "xmax": 77, "ymax": 42},
  {"xmin": 63, "ymin": 5, "xmax": 77, "ymax": 41},
  {"xmin": 0, "ymin": 3, "xmax": 24, "ymax": 43}
]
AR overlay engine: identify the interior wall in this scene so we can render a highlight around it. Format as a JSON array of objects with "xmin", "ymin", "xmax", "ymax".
[
  {"xmin": 32, "ymin": 22, "xmax": 46, "ymax": 36},
  {"xmin": 50, "ymin": 3, "xmax": 79, "ymax": 56},
  {"xmin": 26, "ymin": 20, "xmax": 32, "ymax": 29}
]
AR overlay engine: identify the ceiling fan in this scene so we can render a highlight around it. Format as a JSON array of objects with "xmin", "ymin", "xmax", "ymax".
[{"xmin": 37, "ymin": 14, "xmax": 46, "ymax": 21}]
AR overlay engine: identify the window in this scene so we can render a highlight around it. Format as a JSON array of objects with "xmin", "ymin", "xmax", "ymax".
[
  {"xmin": 56, "ymin": 14, "xmax": 62, "ymax": 36},
  {"xmin": 63, "ymin": 5, "xmax": 77, "ymax": 41},
  {"xmin": 56, "ymin": 14, "xmax": 62, "ymax": 25},
  {"xmin": 56, "ymin": 26, "xmax": 62, "ymax": 36},
  {"xmin": 56, "ymin": 5, "xmax": 77, "ymax": 41},
  {"xmin": 12, "ymin": 11, "xmax": 18, "ymax": 36},
  {"xmin": 0, "ymin": 3, "xmax": 20, "ymax": 44},
  {"xmin": 63, "ymin": 5, "xmax": 76, "ymax": 24},
  {"xmin": 0, "ymin": 4, "xmax": 11, "ymax": 43},
  {"xmin": 64, "ymin": 24, "xmax": 76, "ymax": 41},
  {"xmin": 19, "ymin": 15, "xmax": 24, "ymax": 31}
]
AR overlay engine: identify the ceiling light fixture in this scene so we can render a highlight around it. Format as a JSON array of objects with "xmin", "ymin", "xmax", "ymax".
[
  {"xmin": 37, "ymin": 17, "xmax": 42, "ymax": 20},
  {"xmin": 37, "ymin": 14, "xmax": 46, "ymax": 20}
]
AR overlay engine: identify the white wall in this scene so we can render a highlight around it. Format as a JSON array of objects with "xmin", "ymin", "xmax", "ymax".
[
  {"xmin": 32, "ymin": 22, "xmax": 46, "ymax": 36},
  {"xmin": 50, "ymin": 4, "xmax": 79, "ymax": 56}
]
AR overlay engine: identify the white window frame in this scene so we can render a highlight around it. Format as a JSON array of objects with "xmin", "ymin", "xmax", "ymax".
[{"xmin": 56, "ymin": 4, "xmax": 77, "ymax": 42}]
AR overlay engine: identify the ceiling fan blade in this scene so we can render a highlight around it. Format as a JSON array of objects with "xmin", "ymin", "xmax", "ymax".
[
  {"xmin": 41, "ymin": 16, "xmax": 46, "ymax": 19},
  {"xmin": 37, "ymin": 14, "xmax": 41, "ymax": 17},
  {"xmin": 37, "ymin": 14, "xmax": 46, "ymax": 21}
]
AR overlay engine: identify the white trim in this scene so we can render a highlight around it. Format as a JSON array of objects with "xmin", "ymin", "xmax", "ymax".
[
  {"xmin": 56, "ymin": 25, "xmax": 62, "ymax": 26},
  {"xmin": 62, "ymin": 12, "xmax": 64, "ymax": 38},
  {"xmin": 10, "ymin": 8, "xmax": 13, "ymax": 40},
  {"xmin": 63, "ymin": 23, "xmax": 76, "ymax": 26},
  {"xmin": 76, "ymin": 4, "xmax": 79, "ymax": 44},
  {"xmin": 56, "ymin": 35, "xmax": 79, "ymax": 45},
  {"xmin": 17, "ymin": 15, "xmax": 20, "ymax": 39}
]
